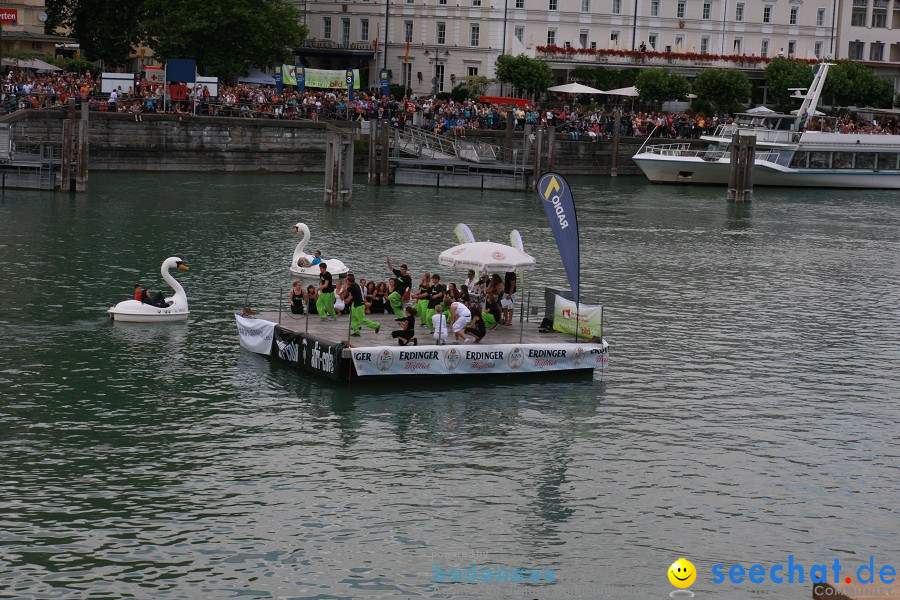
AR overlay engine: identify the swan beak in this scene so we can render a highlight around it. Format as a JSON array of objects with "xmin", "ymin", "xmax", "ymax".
[
  {"xmin": 291, "ymin": 226, "xmax": 299, "ymax": 233},
  {"xmin": 178, "ymin": 264, "xmax": 190, "ymax": 271}
]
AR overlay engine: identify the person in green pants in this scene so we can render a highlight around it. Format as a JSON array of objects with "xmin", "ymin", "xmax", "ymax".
[
  {"xmin": 386, "ymin": 257, "xmax": 412, "ymax": 318},
  {"xmin": 345, "ymin": 274, "xmax": 380, "ymax": 336},
  {"xmin": 424, "ymin": 274, "xmax": 445, "ymax": 333},
  {"xmin": 412, "ymin": 271, "xmax": 431, "ymax": 325},
  {"xmin": 315, "ymin": 263, "xmax": 337, "ymax": 320}
]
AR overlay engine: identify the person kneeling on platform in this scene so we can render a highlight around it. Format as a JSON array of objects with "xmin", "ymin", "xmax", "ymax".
[
  {"xmin": 391, "ymin": 306, "xmax": 417, "ymax": 346},
  {"xmin": 449, "ymin": 301, "xmax": 472, "ymax": 343},
  {"xmin": 345, "ymin": 274, "xmax": 380, "ymax": 337},
  {"xmin": 464, "ymin": 305, "xmax": 486, "ymax": 343},
  {"xmin": 431, "ymin": 304, "xmax": 449, "ymax": 345}
]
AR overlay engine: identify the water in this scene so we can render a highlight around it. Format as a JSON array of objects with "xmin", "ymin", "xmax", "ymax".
[{"xmin": 0, "ymin": 174, "xmax": 897, "ymax": 599}]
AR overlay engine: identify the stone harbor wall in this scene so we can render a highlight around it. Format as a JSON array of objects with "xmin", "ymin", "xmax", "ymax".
[{"xmin": 2, "ymin": 110, "xmax": 704, "ymax": 176}]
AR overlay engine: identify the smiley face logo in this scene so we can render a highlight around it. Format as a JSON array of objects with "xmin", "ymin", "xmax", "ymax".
[{"xmin": 668, "ymin": 558, "xmax": 696, "ymax": 588}]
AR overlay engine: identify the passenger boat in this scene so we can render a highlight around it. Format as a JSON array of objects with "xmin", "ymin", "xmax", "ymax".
[{"xmin": 632, "ymin": 63, "xmax": 900, "ymax": 189}]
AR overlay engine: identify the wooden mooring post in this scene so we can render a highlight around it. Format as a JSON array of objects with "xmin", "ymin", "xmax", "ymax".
[
  {"xmin": 610, "ymin": 110, "xmax": 621, "ymax": 177},
  {"xmin": 727, "ymin": 133, "xmax": 755, "ymax": 203},
  {"xmin": 504, "ymin": 110, "xmax": 514, "ymax": 159},
  {"xmin": 60, "ymin": 98, "xmax": 89, "ymax": 192},
  {"xmin": 323, "ymin": 130, "xmax": 354, "ymax": 206},
  {"xmin": 75, "ymin": 100, "xmax": 89, "ymax": 192},
  {"xmin": 379, "ymin": 118, "xmax": 390, "ymax": 185},
  {"xmin": 367, "ymin": 119, "xmax": 377, "ymax": 185},
  {"xmin": 532, "ymin": 126, "xmax": 544, "ymax": 188}
]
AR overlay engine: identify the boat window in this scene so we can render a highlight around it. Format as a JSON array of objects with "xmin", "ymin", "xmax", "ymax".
[
  {"xmin": 855, "ymin": 153, "xmax": 876, "ymax": 170},
  {"xmin": 789, "ymin": 152, "xmax": 808, "ymax": 168},
  {"xmin": 876, "ymin": 153, "xmax": 899, "ymax": 171},
  {"xmin": 809, "ymin": 151, "xmax": 831, "ymax": 169},
  {"xmin": 832, "ymin": 152, "xmax": 855, "ymax": 169}
]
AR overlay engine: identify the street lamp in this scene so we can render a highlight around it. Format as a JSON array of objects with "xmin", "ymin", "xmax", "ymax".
[{"xmin": 424, "ymin": 47, "xmax": 450, "ymax": 96}]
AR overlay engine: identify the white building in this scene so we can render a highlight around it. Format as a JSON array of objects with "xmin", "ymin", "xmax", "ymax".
[{"xmin": 294, "ymin": 0, "xmax": 899, "ymax": 98}]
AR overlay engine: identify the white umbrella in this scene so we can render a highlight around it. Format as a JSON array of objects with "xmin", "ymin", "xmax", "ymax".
[
  {"xmin": 438, "ymin": 241, "xmax": 536, "ymax": 272},
  {"xmin": 746, "ymin": 105, "xmax": 776, "ymax": 114},
  {"xmin": 548, "ymin": 82, "xmax": 607, "ymax": 95},
  {"xmin": 605, "ymin": 85, "xmax": 640, "ymax": 97}
]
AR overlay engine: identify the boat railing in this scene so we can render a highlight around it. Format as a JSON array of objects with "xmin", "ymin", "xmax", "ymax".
[
  {"xmin": 641, "ymin": 143, "xmax": 782, "ymax": 163},
  {"xmin": 711, "ymin": 124, "xmax": 800, "ymax": 144}
]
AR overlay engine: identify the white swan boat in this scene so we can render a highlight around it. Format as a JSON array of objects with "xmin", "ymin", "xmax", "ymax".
[
  {"xmin": 289, "ymin": 222, "xmax": 349, "ymax": 278},
  {"xmin": 108, "ymin": 257, "xmax": 190, "ymax": 322}
]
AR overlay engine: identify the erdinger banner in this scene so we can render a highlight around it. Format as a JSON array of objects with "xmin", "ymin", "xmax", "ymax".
[
  {"xmin": 537, "ymin": 173, "xmax": 580, "ymax": 304},
  {"xmin": 273, "ymin": 327, "xmax": 344, "ymax": 381},
  {"xmin": 236, "ymin": 314, "xmax": 275, "ymax": 355},
  {"xmin": 553, "ymin": 295, "xmax": 602, "ymax": 338},
  {"xmin": 351, "ymin": 343, "xmax": 608, "ymax": 377}
]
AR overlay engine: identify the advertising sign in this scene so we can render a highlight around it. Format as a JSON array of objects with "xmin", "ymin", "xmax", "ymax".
[
  {"xmin": 273, "ymin": 327, "xmax": 345, "ymax": 381},
  {"xmin": 351, "ymin": 342, "xmax": 607, "ymax": 377},
  {"xmin": 553, "ymin": 295, "xmax": 602, "ymax": 339},
  {"xmin": 304, "ymin": 68, "xmax": 361, "ymax": 90},
  {"xmin": 346, "ymin": 68, "xmax": 355, "ymax": 102},
  {"xmin": 379, "ymin": 68, "xmax": 391, "ymax": 97},
  {"xmin": 296, "ymin": 66, "xmax": 306, "ymax": 92},
  {"xmin": 0, "ymin": 9, "xmax": 17, "ymax": 24},
  {"xmin": 537, "ymin": 172, "xmax": 580, "ymax": 303},
  {"xmin": 283, "ymin": 65, "xmax": 297, "ymax": 86},
  {"xmin": 274, "ymin": 63, "xmax": 283, "ymax": 94},
  {"xmin": 235, "ymin": 314, "xmax": 275, "ymax": 355}
]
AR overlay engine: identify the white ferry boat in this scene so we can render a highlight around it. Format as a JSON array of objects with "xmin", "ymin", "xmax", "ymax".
[{"xmin": 632, "ymin": 63, "xmax": 900, "ymax": 189}]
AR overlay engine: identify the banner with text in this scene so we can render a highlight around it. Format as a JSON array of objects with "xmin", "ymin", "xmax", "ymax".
[
  {"xmin": 235, "ymin": 314, "xmax": 276, "ymax": 355},
  {"xmin": 537, "ymin": 172, "xmax": 580, "ymax": 304},
  {"xmin": 304, "ymin": 68, "xmax": 361, "ymax": 90},
  {"xmin": 351, "ymin": 342, "xmax": 607, "ymax": 377},
  {"xmin": 553, "ymin": 295, "xmax": 602, "ymax": 339},
  {"xmin": 283, "ymin": 65, "xmax": 297, "ymax": 86},
  {"xmin": 273, "ymin": 327, "xmax": 345, "ymax": 381}
]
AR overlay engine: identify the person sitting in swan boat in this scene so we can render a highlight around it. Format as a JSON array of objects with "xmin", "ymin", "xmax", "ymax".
[{"xmin": 134, "ymin": 283, "xmax": 167, "ymax": 308}]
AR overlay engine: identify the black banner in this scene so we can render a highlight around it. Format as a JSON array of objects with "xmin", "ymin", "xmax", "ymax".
[{"xmin": 273, "ymin": 327, "xmax": 345, "ymax": 381}]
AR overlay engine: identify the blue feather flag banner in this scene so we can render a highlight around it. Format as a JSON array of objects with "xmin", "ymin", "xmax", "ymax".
[{"xmin": 536, "ymin": 172, "xmax": 579, "ymax": 304}]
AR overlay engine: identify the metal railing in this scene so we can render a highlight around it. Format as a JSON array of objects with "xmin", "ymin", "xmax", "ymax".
[
  {"xmin": 392, "ymin": 126, "xmax": 508, "ymax": 165},
  {"xmin": 641, "ymin": 143, "xmax": 782, "ymax": 163},
  {"xmin": 711, "ymin": 124, "xmax": 800, "ymax": 144}
]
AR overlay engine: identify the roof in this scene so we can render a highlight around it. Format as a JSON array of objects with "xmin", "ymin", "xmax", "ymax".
[{"xmin": 1, "ymin": 31, "xmax": 76, "ymax": 43}]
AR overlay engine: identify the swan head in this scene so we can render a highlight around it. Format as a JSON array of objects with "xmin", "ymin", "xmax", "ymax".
[
  {"xmin": 162, "ymin": 256, "xmax": 190, "ymax": 271},
  {"xmin": 291, "ymin": 222, "xmax": 309, "ymax": 234}
]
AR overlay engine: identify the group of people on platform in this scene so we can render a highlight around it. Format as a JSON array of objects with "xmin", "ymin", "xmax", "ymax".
[{"xmin": 288, "ymin": 257, "xmax": 518, "ymax": 346}]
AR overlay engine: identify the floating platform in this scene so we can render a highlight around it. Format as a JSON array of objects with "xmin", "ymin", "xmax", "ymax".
[
  {"xmin": 236, "ymin": 310, "xmax": 608, "ymax": 384},
  {"xmin": 391, "ymin": 157, "xmax": 532, "ymax": 191}
]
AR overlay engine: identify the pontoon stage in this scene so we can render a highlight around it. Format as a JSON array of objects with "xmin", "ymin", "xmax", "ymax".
[{"xmin": 235, "ymin": 311, "xmax": 608, "ymax": 384}]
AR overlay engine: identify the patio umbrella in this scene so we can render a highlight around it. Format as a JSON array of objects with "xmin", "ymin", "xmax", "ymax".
[
  {"xmin": 746, "ymin": 105, "xmax": 776, "ymax": 114},
  {"xmin": 438, "ymin": 241, "xmax": 536, "ymax": 272},
  {"xmin": 548, "ymin": 82, "xmax": 607, "ymax": 95},
  {"xmin": 604, "ymin": 86, "xmax": 639, "ymax": 97}
]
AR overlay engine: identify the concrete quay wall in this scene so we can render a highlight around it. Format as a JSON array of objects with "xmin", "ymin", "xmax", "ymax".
[{"xmin": 4, "ymin": 111, "xmax": 698, "ymax": 176}]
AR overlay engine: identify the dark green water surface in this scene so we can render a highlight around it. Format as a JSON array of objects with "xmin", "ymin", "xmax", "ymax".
[{"xmin": 0, "ymin": 174, "xmax": 897, "ymax": 599}]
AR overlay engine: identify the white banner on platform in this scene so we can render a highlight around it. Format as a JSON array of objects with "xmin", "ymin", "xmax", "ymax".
[
  {"xmin": 351, "ymin": 342, "xmax": 608, "ymax": 377},
  {"xmin": 553, "ymin": 295, "xmax": 603, "ymax": 338},
  {"xmin": 235, "ymin": 314, "xmax": 276, "ymax": 355}
]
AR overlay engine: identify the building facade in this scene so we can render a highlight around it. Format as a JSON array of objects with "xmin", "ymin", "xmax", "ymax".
[
  {"xmin": 295, "ymin": 0, "xmax": 899, "ymax": 98},
  {"xmin": 0, "ymin": 0, "xmax": 73, "ymax": 61}
]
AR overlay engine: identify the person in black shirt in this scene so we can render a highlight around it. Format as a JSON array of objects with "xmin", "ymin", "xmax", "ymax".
[
  {"xmin": 464, "ymin": 305, "xmax": 487, "ymax": 343},
  {"xmin": 391, "ymin": 306, "xmax": 417, "ymax": 346},
  {"xmin": 306, "ymin": 285, "xmax": 318, "ymax": 315},
  {"xmin": 315, "ymin": 263, "xmax": 336, "ymax": 319},
  {"xmin": 425, "ymin": 274, "xmax": 445, "ymax": 333},
  {"xmin": 386, "ymin": 257, "xmax": 412, "ymax": 317},
  {"xmin": 345, "ymin": 274, "xmax": 380, "ymax": 336},
  {"xmin": 289, "ymin": 281, "xmax": 305, "ymax": 315}
]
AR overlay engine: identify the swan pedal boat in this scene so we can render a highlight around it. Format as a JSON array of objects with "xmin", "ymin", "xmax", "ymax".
[
  {"xmin": 289, "ymin": 222, "xmax": 349, "ymax": 278},
  {"xmin": 108, "ymin": 257, "xmax": 190, "ymax": 322}
]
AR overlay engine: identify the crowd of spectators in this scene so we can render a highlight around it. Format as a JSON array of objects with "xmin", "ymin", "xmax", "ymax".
[{"xmin": 2, "ymin": 68, "xmax": 896, "ymax": 138}]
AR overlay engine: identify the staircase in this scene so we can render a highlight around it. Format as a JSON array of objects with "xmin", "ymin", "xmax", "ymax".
[{"xmin": 392, "ymin": 127, "xmax": 504, "ymax": 164}]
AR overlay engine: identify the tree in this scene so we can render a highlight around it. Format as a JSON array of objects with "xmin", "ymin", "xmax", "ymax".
[
  {"xmin": 45, "ymin": 0, "xmax": 145, "ymax": 66},
  {"xmin": 634, "ymin": 68, "xmax": 689, "ymax": 107},
  {"xmin": 764, "ymin": 58, "xmax": 813, "ymax": 112},
  {"xmin": 456, "ymin": 75, "xmax": 495, "ymax": 98},
  {"xmin": 823, "ymin": 61, "xmax": 895, "ymax": 108},
  {"xmin": 494, "ymin": 54, "xmax": 553, "ymax": 98},
  {"xmin": 693, "ymin": 68, "xmax": 751, "ymax": 113},
  {"xmin": 143, "ymin": 0, "xmax": 307, "ymax": 79}
]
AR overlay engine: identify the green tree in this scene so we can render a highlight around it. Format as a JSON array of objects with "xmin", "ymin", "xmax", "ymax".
[
  {"xmin": 144, "ymin": 0, "xmax": 307, "ymax": 79},
  {"xmin": 634, "ymin": 68, "xmax": 689, "ymax": 107},
  {"xmin": 494, "ymin": 54, "xmax": 553, "ymax": 98},
  {"xmin": 45, "ymin": 0, "xmax": 145, "ymax": 66},
  {"xmin": 692, "ymin": 68, "xmax": 751, "ymax": 113},
  {"xmin": 764, "ymin": 58, "xmax": 813, "ymax": 112},
  {"xmin": 456, "ymin": 75, "xmax": 495, "ymax": 98},
  {"xmin": 823, "ymin": 61, "xmax": 895, "ymax": 108}
]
